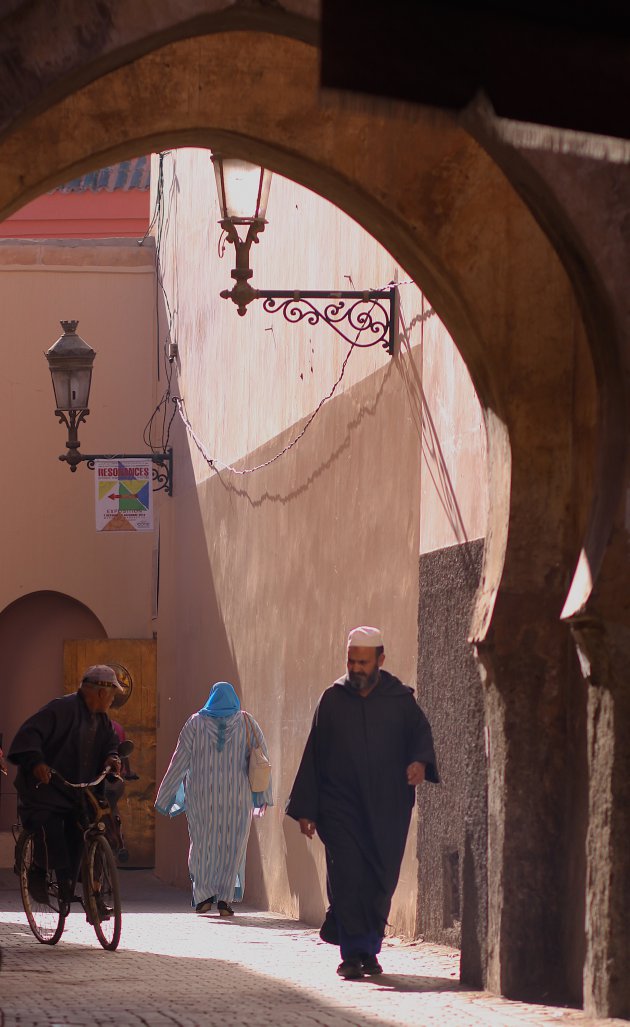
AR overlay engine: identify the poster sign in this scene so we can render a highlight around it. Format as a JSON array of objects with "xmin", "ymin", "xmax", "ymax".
[{"xmin": 95, "ymin": 459, "xmax": 153, "ymax": 532}]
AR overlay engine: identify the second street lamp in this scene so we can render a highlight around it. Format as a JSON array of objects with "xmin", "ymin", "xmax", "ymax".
[
  {"xmin": 45, "ymin": 319, "xmax": 96, "ymax": 471},
  {"xmin": 44, "ymin": 320, "xmax": 173, "ymax": 494}
]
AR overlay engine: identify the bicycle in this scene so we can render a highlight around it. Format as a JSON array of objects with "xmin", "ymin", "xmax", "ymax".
[{"xmin": 14, "ymin": 766, "xmax": 123, "ymax": 950}]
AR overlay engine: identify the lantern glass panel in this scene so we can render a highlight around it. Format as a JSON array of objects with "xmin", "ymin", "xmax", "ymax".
[
  {"xmin": 50, "ymin": 367, "xmax": 92, "ymax": 411},
  {"xmin": 213, "ymin": 157, "xmax": 271, "ymax": 222}
]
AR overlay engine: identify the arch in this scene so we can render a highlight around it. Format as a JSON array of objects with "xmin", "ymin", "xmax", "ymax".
[
  {"xmin": 459, "ymin": 126, "xmax": 625, "ymax": 618},
  {"xmin": 0, "ymin": 590, "xmax": 106, "ymax": 830},
  {"xmin": 0, "ymin": 22, "xmax": 598, "ymax": 1005},
  {"xmin": 0, "ymin": 31, "xmax": 588, "ymax": 635}
]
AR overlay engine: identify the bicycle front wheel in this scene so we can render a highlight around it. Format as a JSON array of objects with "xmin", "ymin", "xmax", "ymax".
[
  {"xmin": 16, "ymin": 830, "xmax": 66, "ymax": 945},
  {"xmin": 84, "ymin": 833, "xmax": 122, "ymax": 950}
]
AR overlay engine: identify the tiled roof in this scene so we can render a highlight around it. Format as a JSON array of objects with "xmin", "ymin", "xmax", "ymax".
[{"xmin": 53, "ymin": 156, "xmax": 150, "ymax": 193}]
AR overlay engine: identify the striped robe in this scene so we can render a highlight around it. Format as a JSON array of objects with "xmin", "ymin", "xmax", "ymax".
[{"xmin": 155, "ymin": 711, "xmax": 273, "ymax": 905}]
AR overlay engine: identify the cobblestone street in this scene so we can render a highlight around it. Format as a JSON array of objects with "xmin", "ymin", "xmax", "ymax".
[{"xmin": 0, "ymin": 870, "xmax": 626, "ymax": 1027}]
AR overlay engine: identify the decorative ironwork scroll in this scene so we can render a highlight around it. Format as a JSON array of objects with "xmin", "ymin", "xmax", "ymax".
[
  {"xmin": 81, "ymin": 450, "xmax": 173, "ymax": 495},
  {"xmin": 257, "ymin": 287, "xmax": 398, "ymax": 354}
]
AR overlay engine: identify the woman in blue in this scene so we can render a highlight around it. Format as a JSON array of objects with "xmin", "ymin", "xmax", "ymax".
[{"xmin": 155, "ymin": 682, "xmax": 273, "ymax": 915}]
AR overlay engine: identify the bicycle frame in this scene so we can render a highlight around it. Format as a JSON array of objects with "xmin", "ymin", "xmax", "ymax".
[{"xmin": 17, "ymin": 767, "xmax": 124, "ymax": 949}]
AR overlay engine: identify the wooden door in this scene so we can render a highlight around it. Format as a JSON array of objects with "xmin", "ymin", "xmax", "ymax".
[{"xmin": 64, "ymin": 638, "xmax": 156, "ymax": 868}]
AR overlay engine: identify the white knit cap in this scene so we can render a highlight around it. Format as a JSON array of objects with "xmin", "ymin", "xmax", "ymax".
[{"xmin": 347, "ymin": 626, "xmax": 384, "ymax": 648}]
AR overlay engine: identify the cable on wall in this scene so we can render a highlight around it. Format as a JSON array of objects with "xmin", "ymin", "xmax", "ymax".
[{"xmin": 139, "ymin": 151, "xmax": 181, "ymax": 456}]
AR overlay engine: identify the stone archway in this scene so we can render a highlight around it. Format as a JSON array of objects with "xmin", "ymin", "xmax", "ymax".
[
  {"xmin": 0, "ymin": 590, "xmax": 106, "ymax": 831},
  {"xmin": 0, "ymin": 29, "xmax": 587, "ymax": 625},
  {"xmin": 0, "ymin": 21, "xmax": 599, "ymax": 1009}
]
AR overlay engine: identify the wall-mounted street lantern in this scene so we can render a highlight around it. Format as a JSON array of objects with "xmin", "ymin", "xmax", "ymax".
[
  {"xmin": 211, "ymin": 155, "xmax": 272, "ymax": 316},
  {"xmin": 45, "ymin": 318, "xmax": 96, "ymax": 469},
  {"xmin": 45, "ymin": 320, "xmax": 173, "ymax": 494},
  {"xmin": 211, "ymin": 154, "xmax": 398, "ymax": 355}
]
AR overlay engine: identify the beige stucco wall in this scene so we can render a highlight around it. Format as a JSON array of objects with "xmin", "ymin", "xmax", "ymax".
[
  {"xmin": 420, "ymin": 326, "xmax": 488, "ymax": 554},
  {"xmin": 153, "ymin": 149, "xmax": 487, "ymax": 937},
  {"xmin": 0, "ymin": 238, "xmax": 157, "ymax": 636}
]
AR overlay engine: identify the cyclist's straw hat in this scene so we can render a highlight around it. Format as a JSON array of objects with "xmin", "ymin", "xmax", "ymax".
[{"xmin": 81, "ymin": 665, "xmax": 124, "ymax": 692}]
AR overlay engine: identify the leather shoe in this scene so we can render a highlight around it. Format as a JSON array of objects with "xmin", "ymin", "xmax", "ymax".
[
  {"xmin": 360, "ymin": 954, "xmax": 383, "ymax": 975},
  {"xmin": 86, "ymin": 894, "xmax": 112, "ymax": 924},
  {"xmin": 336, "ymin": 957, "xmax": 363, "ymax": 980}
]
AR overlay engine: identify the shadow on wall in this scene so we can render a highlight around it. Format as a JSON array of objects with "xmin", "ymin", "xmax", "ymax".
[
  {"xmin": 0, "ymin": 590, "xmax": 106, "ymax": 831},
  {"xmin": 153, "ymin": 412, "xmax": 244, "ymax": 893},
  {"xmin": 204, "ymin": 359, "xmax": 395, "ymax": 509},
  {"xmin": 245, "ymin": 818, "xmax": 269, "ymax": 909},
  {"xmin": 282, "ymin": 815, "xmax": 325, "ymax": 926}
]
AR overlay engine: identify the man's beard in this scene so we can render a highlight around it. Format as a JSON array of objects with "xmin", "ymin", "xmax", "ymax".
[{"xmin": 347, "ymin": 666, "xmax": 380, "ymax": 691}]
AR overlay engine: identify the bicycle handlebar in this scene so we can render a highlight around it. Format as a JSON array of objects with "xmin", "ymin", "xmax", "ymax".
[{"xmin": 50, "ymin": 767, "xmax": 123, "ymax": 789}]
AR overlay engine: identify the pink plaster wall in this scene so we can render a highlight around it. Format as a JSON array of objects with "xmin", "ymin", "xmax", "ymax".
[
  {"xmin": 420, "ymin": 323, "xmax": 488, "ymax": 553},
  {"xmin": 0, "ymin": 239, "xmax": 158, "ymax": 639}
]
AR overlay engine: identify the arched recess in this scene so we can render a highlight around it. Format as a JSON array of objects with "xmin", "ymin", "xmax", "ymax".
[
  {"xmin": 0, "ymin": 590, "xmax": 106, "ymax": 830},
  {"xmin": 0, "ymin": 28, "xmax": 596, "ymax": 1004}
]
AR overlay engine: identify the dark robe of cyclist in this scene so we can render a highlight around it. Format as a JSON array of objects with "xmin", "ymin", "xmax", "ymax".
[{"xmin": 8, "ymin": 665, "xmax": 123, "ymax": 895}]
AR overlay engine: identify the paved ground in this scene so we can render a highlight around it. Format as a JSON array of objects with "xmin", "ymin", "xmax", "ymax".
[{"xmin": 0, "ymin": 869, "xmax": 626, "ymax": 1027}]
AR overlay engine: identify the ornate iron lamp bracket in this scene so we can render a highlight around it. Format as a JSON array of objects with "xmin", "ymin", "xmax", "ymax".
[
  {"xmin": 58, "ymin": 441, "xmax": 174, "ymax": 496},
  {"xmin": 253, "ymin": 288, "xmax": 398, "ymax": 354}
]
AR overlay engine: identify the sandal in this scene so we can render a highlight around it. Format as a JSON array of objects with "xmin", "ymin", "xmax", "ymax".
[
  {"xmin": 217, "ymin": 900, "xmax": 234, "ymax": 917},
  {"xmin": 195, "ymin": 896, "xmax": 216, "ymax": 913}
]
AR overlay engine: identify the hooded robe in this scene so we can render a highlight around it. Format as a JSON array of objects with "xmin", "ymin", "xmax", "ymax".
[
  {"xmin": 155, "ymin": 684, "xmax": 273, "ymax": 906},
  {"xmin": 286, "ymin": 670, "xmax": 438, "ymax": 939}
]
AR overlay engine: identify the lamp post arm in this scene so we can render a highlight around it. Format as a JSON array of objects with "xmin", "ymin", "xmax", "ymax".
[
  {"xmin": 56, "ymin": 408, "xmax": 89, "ymax": 471},
  {"xmin": 56, "ymin": 448, "xmax": 174, "ymax": 495},
  {"xmin": 219, "ymin": 219, "xmax": 266, "ymax": 316},
  {"xmin": 258, "ymin": 288, "xmax": 399, "ymax": 354}
]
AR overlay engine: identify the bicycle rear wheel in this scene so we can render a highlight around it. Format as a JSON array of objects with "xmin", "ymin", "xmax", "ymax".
[
  {"xmin": 16, "ymin": 830, "xmax": 66, "ymax": 945},
  {"xmin": 84, "ymin": 834, "xmax": 122, "ymax": 950}
]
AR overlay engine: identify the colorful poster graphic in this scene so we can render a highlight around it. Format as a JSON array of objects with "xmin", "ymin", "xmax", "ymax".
[{"xmin": 95, "ymin": 459, "xmax": 153, "ymax": 532}]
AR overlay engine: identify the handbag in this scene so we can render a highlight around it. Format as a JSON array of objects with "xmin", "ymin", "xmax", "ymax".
[{"xmin": 243, "ymin": 713, "xmax": 271, "ymax": 792}]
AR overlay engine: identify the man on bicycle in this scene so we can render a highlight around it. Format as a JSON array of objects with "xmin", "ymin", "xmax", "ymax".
[{"xmin": 7, "ymin": 665, "xmax": 123, "ymax": 903}]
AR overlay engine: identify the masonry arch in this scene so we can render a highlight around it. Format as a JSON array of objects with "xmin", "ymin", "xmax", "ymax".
[
  {"xmin": 0, "ymin": 23, "xmax": 597, "ymax": 1006},
  {"xmin": 0, "ymin": 30, "xmax": 588, "ymax": 632}
]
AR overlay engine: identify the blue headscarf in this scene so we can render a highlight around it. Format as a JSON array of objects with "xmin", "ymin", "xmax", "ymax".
[{"xmin": 199, "ymin": 681, "xmax": 241, "ymax": 718}]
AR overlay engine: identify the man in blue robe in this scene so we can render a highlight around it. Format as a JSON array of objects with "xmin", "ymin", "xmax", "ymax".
[{"xmin": 286, "ymin": 626, "xmax": 438, "ymax": 979}]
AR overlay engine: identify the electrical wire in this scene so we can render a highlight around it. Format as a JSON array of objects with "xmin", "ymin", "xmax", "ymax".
[
  {"xmin": 174, "ymin": 342, "xmax": 356, "ymax": 475},
  {"xmin": 140, "ymin": 151, "xmax": 181, "ymax": 453},
  {"xmin": 174, "ymin": 289, "xmax": 435, "ymax": 476}
]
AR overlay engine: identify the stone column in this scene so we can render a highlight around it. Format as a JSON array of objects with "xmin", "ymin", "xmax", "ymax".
[
  {"xmin": 502, "ymin": 152, "xmax": 630, "ymax": 1019},
  {"xmin": 475, "ymin": 596, "xmax": 573, "ymax": 1002},
  {"xmin": 457, "ymin": 126, "xmax": 630, "ymax": 1017},
  {"xmin": 568, "ymin": 611, "xmax": 630, "ymax": 1019}
]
